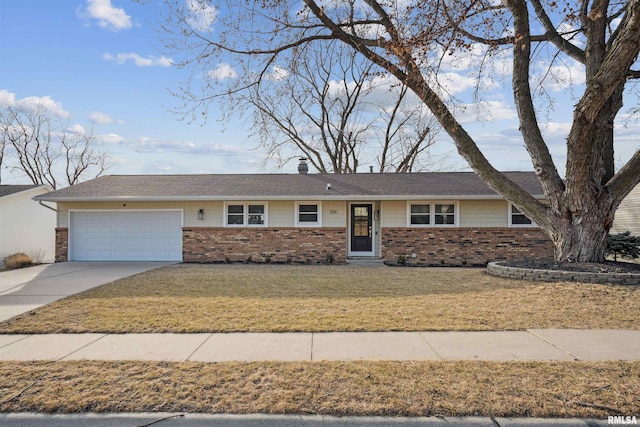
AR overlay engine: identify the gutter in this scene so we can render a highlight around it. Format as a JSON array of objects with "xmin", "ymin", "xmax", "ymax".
[
  {"xmin": 32, "ymin": 194, "xmax": 547, "ymax": 203},
  {"xmin": 37, "ymin": 200, "xmax": 57, "ymax": 212}
]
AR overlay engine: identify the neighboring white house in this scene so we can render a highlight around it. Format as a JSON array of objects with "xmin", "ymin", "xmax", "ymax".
[
  {"xmin": 0, "ymin": 185, "xmax": 56, "ymax": 264},
  {"xmin": 611, "ymin": 184, "xmax": 640, "ymax": 236}
]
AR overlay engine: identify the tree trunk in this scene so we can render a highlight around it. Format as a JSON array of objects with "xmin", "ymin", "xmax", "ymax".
[{"xmin": 550, "ymin": 194, "xmax": 616, "ymax": 262}]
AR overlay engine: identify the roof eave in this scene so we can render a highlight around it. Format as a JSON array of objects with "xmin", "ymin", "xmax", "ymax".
[{"xmin": 34, "ymin": 194, "xmax": 546, "ymax": 202}]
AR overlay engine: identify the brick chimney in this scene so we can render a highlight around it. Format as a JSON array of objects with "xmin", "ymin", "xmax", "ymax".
[{"xmin": 298, "ymin": 158, "xmax": 308, "ymax": 174}]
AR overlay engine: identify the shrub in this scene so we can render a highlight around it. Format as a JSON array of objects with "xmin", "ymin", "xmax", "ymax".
[
  {"xmin": 3, "ymin": 252, "xmax": 33, "ymax": 270},
  {"xmin": 29, "ymin": 248, "xmax": 45, "ymax": 264},
  {"xmin": 607, "ymin": 231, "xmax": 640, "ymax": 261}
]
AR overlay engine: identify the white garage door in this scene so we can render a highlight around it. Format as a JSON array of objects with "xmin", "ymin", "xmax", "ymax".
[{"xmin": 70, "ymin": 211, "xmax": 183, "ymax": 261}]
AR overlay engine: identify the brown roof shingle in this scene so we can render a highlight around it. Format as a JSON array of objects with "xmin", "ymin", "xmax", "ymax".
[{"xmin": 34, "ymin": 172, "xmax": 543, "ymax": 201}]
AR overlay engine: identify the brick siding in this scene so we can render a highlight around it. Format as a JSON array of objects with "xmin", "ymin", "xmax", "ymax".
[
  {"xmin": 381, "ymin": 227, "xmax": 553, "ymax": 266},
  {"xmin": 55, "ymin": 228, "xmax": 68, "ymax": 262},
  {"xmin": 54, "ymin": 225, "xmax": 553, "ymax": 266},
  {"xmin": 183, "ymin": 227, "xmax": 347, "ymax": 264}
]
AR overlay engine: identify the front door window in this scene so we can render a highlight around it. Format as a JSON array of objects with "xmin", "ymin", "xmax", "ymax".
[{"xmin": 351, "ymin": 204, "xmax": 373, "ymax": 253}]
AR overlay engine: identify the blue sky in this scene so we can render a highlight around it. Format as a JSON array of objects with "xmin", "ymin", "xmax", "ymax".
[
  {"xmin": 1, "ymin": 0, "xmax": 638, "ymax": 185},
  {"xmin": 1, "ymin": 0, "xmax": 265, "ymax": 184}
]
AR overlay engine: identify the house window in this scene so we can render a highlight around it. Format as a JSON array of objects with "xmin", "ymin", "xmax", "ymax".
[
  {"xmin": 227, "ymin": 204, "xmax": 244, "ymax": 225},
  {"xmin": 225, "ymin": 203, "xmax": 267, "ymax": 227},
  {"xmin": 435, "ymin": 204, "xmax": 455, "ymax": 225},
  {"xmin": 408, "ymin": 202, "xmax": 458, "ymax": 227},
  {"xmin": 410, "ymin": 204, "xmax": 430, "ymax": 225},
  {"xmin": 248, "ymin": 204, "xmax": 265, "ymax": 225},
  {"xmin": 296, "ymin": 202, "xmax": 322, "ymax": 227},
  {"xmin": 509, "ymin": 204, "xmax": 536, "ymax": 227}
]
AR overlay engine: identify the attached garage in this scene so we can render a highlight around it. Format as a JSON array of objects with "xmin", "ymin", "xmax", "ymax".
[{"xmin": 69, "ymin": 211, "xmax": 183, "ymax": 261}]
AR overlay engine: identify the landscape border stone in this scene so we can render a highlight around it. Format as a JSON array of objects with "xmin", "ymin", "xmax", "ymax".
[{"xmin": 486, "ymin": 262, "xmax": 640, "ymax": 285}]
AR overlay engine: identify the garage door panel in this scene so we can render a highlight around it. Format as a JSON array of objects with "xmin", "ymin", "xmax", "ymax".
[{"xmin": 70, "ymin": 211, "xmax": 182, "ymax": 261}]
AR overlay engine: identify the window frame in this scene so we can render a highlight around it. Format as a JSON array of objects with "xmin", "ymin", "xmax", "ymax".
[
  {"xmin": 508, "ymin": 203, "xmax": 537, "ymax": 227},
  {"xmin": 224, "ymin": 202, "xmax": 268, "ymax": 227},
  {"xmin": 407, "ymin": 201, "xmax": 458, "ymax": 228},
  {"xmin": 295, "ymin": 201, "xmax": 322, "ymax": 227},
  {"xmin": 409, "ymin": 203, "xmax": 431, "ymax": 226}
]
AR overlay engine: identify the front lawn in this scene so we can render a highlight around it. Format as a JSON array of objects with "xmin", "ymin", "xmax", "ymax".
[
  {"xmin": 1, "ymin": 360, "xmax": 638, "ymax": 417},
  {"xmin": 1, "ymin": 264, "xmax": 638, "ymax": 333}
]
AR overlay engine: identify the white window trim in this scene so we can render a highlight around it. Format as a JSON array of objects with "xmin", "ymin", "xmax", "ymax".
[
  {"xmin": 508, "ymin": 203, "xmax": 538, "ymax": 227},
  {"xmin": 224, "ymin": 202, "xmax": 268, "ymax": 227},
  {"xmin": 407, "ymin": 201, "xmax": 459, "ymax": 228},
  {"xmin": 295, "ymin": 201, "xmax": 322, "ymax": 227}
]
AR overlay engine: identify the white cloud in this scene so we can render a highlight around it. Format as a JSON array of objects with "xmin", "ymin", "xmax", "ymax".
[
  {"xmin": 0, "ymin": 89, "xmax": 71, "ymax": 118},
  {"xmin": 455, "ymin": 100, "xmax": 518, "ymax": 124},
  {"xmin": 536, "ymin": 60, "xmax": 586, "ymax": 92},
  {"xmin": 208, "ymin": 63, "xmax": 238, "ymax": 80},
  {"xmin": 103, "ymin": 52, "xmax": 173, "ymax": 67},
  {"xmin": 96, "ymin": 133, "xmax": 126, "ymax": 144},
  {"xmin": 427, "ymin": 72, "xmax": 479, "ymax": 96},
  {"xmin": 79, "ymin": 0, "xmax": 132, "ymax": 31},
  {"xmin": 268, "ymin": 65, "xmax": 289, "ymax": 81},
  {"xmin": 185, "ymin": 0, "xmax": 218, "ymax": 32},
  {"xmin": 0, "ymin": 89, "xmax": 17, "ymax": 107},
  {"xmin": 88, "ymin": 111, "xmax": 115, "ymax": 124},
  {"xmin": 540, "ymin": 121, "xmax": 572, "ymax": 137},
  {"xmin": 133, "ymin": 137, "xmax": 198, "ymax": 153},
  {"xmin": 68, "ymin": 124, "xmax": 86, "ymax": 134}
]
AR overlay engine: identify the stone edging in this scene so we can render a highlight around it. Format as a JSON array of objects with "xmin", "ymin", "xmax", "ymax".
[{"xmin": 486, "ymin": 262, "xmax": 640, "ymax": 285}]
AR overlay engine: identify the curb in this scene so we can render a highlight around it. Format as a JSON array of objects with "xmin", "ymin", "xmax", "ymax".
[{"xmin": 0, "ymin": 413, "xmax": 616, "ymax": 426}]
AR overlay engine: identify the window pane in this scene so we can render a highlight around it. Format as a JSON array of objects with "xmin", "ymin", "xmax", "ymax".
[
  {"xmin": 248, "ymin": 215, "xmax": 264, "ymax": 224},
  {"xmin": 435, "ymin": 215, "xmax": 454, "ymax": 225},
  {"xmin": 354, "ymin": 218, "xmax": 369, "ymax": 236},
  {"xmin": 299, "ymin": 213, "xmax": 318, "ymax": 223},
  {"xmin": 411, "ymin": 204, "xmax": 429, "ymax": 214},
  {"xmin": 512, "ymin": 214, "xmax": 532, "ymax": 225},
  {"xmin": 228, "ymin": 205, "xmax": 243, "ymax": 214},
  {"xmin": 299, "ymin": 204, "xmax": 318, "ymax": 213},
  {"xmin": 227, "ymin": 214, "xmax": 244, "ymax": 225},
  {"xmin": 411, "ymin": 215, "xmax": 430, "ymax": 225},
  {"xmin": 435, "ymin": 204, "xmax": 454, "ymax": 213},
  {"xmin": 511, "ymin": 205, "xmax": 532, "ymax": 224},
  {"xmin": 434, "ymin": 204, "xmax": 455, "ymax": 225},
  {"xmin": 248, "ymin": 205, "xmax": 264, "ymax": 214},
  {"xmin": 354, "ymin": 207, "xmax": 368, "ymax": 217}
]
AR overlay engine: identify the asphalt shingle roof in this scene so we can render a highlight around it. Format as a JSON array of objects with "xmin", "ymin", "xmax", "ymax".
[
  {"xmin": 0, "ymin": 185, "xmax": 43, "ymax": 198},
  {"xmin": 34, "ymin": 172, "xmax": 543, "ymax": 201}
]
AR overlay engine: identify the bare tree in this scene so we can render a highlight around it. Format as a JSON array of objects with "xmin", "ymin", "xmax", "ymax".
[
  {"xmin": 0, "ymin": 105, "xmax": 109, "ymax": 189},
  {"xmin": 232, "ymin": 41, "xmax": 440, "ymax": 173},
  {"xmin": 0, "ymin": 129, "xmax": 5, "ymax": 184},
  {"xmin": 154, "ymin": 0, "xmax": 640, "ymax": 262}
]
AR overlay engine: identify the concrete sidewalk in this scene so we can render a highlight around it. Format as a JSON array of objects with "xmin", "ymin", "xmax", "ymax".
[
  {"xmin": 0, "ymin": 329, "xmax": 638, "ymax": 362},
  {"xmin": 0, "ymin": 262, "xmax": 175, "ymax": 322}
]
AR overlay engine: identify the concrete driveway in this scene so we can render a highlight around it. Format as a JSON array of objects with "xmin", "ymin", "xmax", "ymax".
[{"xmin": 0, "ymin": 262, "xmax": 175, "ymax": 322}]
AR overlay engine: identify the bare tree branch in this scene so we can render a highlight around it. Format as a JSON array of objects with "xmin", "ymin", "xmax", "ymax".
[{"xmin": 0, "ymin": 105, "xmax": 111, "ymax": 189}]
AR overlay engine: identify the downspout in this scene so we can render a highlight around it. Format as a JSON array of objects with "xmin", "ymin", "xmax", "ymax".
[{"xmin": 38, "ymin": 200, "xmax": 57, "ymax": 212}]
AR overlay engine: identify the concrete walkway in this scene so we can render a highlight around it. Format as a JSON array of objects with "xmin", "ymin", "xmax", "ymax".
[
  {"xmin": 0, "ymin": 329, "xmax": 638, "ymax": 362},
  {"xmin": 0, "ymin": 262, "xmax": 175, "ymax": 322}
]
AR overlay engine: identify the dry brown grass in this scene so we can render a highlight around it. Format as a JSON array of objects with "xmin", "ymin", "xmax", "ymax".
[
  {"xmin": 0, "ymin": 360, "xmax": 638, "ymax": 417},
  {"xmin": 1, "ymin": 264, "xmax": 638, "ymax": 333}
]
